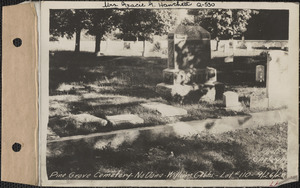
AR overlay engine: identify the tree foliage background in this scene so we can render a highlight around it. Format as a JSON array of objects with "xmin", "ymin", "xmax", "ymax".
[
  {"xmin": 117, "ymin": 9, "xmax": 177, "ymax": 56},
  {"xmin": 50, "ymin": 9, "xmax": 90, "ymax": 52},
  {"xmin": 185, "ymin": 9, "xmax": 259, "ymax": 40},
  {"xmin": 50, "ymin": 8, "xmax": 288, "ymax": 53},
  {"xmin": 50, "ymin": 9, "xmax": 177, "ymax": 54},
  {"xmin": 85, "ymin": 9, "xmax": 118, "ymax": 53}
]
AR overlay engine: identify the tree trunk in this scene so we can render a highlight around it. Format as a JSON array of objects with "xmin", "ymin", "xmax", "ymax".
[
  {"xmin": 95, "ymin": 33, "xmax": 103, "ymax": 54},
  {"xmin": 75, "ymin": 29, "xmax": 81, "ymax": 52},
  {"xmin": 142, "ymin": 40, "xmax": 145, "ymax": 57}
]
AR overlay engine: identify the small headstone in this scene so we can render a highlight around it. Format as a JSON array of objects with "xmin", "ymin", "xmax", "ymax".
[
  {"xmin": 256, "ymin": 65, "xmax": 265, "ymax": 83},
  {"xmin": 106, "ymin": 114, "xmax": 144, "ymax": 126},
  {"xmin": 223, "ymin": 91, "xmax": 243, "ymax": 111},
  {"xmin": 223, "ymin": 91, "xmax": 239, "ymax": 107},
  {"xmin": 141, "ymin": 102, "xmax": 187, "ymax": 117},
  {"xmin": 205, "ymin": 67, "xmax": 217, "ymax": 85}
]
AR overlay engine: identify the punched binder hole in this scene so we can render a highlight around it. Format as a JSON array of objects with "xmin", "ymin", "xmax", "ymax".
[
  {"xmin": 13, "ymin": 38, "xmax": 22, "ymax": 47},
  {"xmin": 12, "ymin": 143, "xmax": 21, "ymax": 152}
]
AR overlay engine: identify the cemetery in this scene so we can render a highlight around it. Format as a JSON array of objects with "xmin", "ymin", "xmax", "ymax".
[
  {"xmin": 47, "ymin": 9, "xmax": 289, "ymax": 180},
  {"xmin": 47, "ymin": 25, "xmax": 289, "ymax": 179},
  {"xmin": 48, "ymin": 25, "xmax": 288, "ymax": 138}
]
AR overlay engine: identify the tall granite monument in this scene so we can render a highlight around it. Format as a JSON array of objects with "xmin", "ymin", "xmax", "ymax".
[{"xmin": 157, "ymin": 25, "xmax": 219, "ymax": 102}]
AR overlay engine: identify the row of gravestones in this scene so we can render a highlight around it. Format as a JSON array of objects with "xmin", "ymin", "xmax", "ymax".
[{"xmin": 222, "ymin": 41, "xmax": 288, "ymax": 52}]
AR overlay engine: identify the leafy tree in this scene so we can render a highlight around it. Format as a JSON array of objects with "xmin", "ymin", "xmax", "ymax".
[
  {"xmin": 50, "ymin": 9, "xmax": 177, "ymax": 55},
  {"xmin": 186, "ymin": 9, "xmax": 258, "ymax": 50},
  {"xmin": 118, "ymin": 9, "xmax": 177, "ymax": 56},
  {"xmin": 244, "ymin": 10, "xmax": 288, "ymax": 40},
  {"xmin": 85, "ymin": 9, "xmax": 118, "ymax": 54},
  {"xmin": 50, "ymin": 9, "xmax": 89, "ymax": 52}
]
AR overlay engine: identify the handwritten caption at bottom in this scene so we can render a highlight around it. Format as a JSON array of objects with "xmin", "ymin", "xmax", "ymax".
[{"xmin": 49, "ymin": 170, "xmax": 285, "ymax": 180}]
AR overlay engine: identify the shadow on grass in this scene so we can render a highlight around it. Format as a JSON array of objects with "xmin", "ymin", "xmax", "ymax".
[
  {"xmin": 50, "ymin": 51, "xmax": 267, "ymax": 99},
  {"xmin": 47, "ymin": 129, "xmax": 281, "ymax": 180},
  {"xmin": 99, "ymin": 86, "xmax": 162, "ymax": 99},
  {"xmin": 68, "ymin": 100, "xmax": 144, "ymax": 115},
  {"xmin": 48, "ymin": 117, "xmax": 112, "ymax": 137},
  {"xmin": 50, "ymin": 51, "xmax": 168, "ymax": 95},
  {"xmin": 48, "ymin": 98, "xmax": 170, "ymax": 137}
]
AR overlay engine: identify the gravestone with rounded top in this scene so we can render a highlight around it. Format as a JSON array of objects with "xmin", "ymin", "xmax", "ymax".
[
  {"xmin": 256, "ymin": 65, "xmax": 265, "ymax": 83},
  {"xmin": 205, "ymin": 67, "xmax": 217, "ymax": 85}
]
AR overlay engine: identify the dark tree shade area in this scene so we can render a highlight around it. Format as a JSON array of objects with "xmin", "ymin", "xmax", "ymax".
[
  {"xmin": 244, "ymin": 10, "xmax": 289, "ymax": 40},
  {"xmin": 49, "ymin": 8, "xmax": 289, "ymax": 54},
  {"xmin": 49, "ymin": 9, "xmax": 176, "ymax": 54}
]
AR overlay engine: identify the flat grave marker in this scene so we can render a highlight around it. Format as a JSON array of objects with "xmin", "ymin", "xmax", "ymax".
[
  {"xmin": 141, "ymin": 102, "xmax": 187, "ymax": 117},
  {"xmin": 61, "ymin": 113, "xmax": 108, "ymax": 128},
  {"xmin": 106, "ymin": 114, "xmax": 144, "ymax": 126}
]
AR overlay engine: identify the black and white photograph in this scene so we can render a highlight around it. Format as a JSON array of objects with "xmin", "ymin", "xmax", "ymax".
[{"xmin": 39, "ymin": 1, "xmax": 298, "ymax": 186}]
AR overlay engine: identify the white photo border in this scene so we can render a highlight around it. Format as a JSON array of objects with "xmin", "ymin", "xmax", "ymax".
[{"xmin": 40, "ymin": 1, "xmax": 299, "ymax": 186}]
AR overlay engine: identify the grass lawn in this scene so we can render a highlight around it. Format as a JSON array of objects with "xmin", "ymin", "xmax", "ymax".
[
  {"xmin": 48, "ymin": 51, "xmax": 274, "ymax": 137},
  {"xmin": 47, "ymin": 51, "xmax": 287, "ymax": 180},
  {"xmin": 47, "ymin": 122, "xmax": 287, "ymax": 180}
]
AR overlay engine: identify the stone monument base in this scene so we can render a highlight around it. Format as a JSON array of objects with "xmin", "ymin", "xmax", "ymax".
[
  {"xmin": 156, "ymin": 81, "xmax": 224, "ymax": 103},
  {"xmin": 162, "ymin": 68, "xmax": 208, "ymax": 85},
  {"xmin": 156, "ymin": 83, "xmax": 199, "ymax": 98}
]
